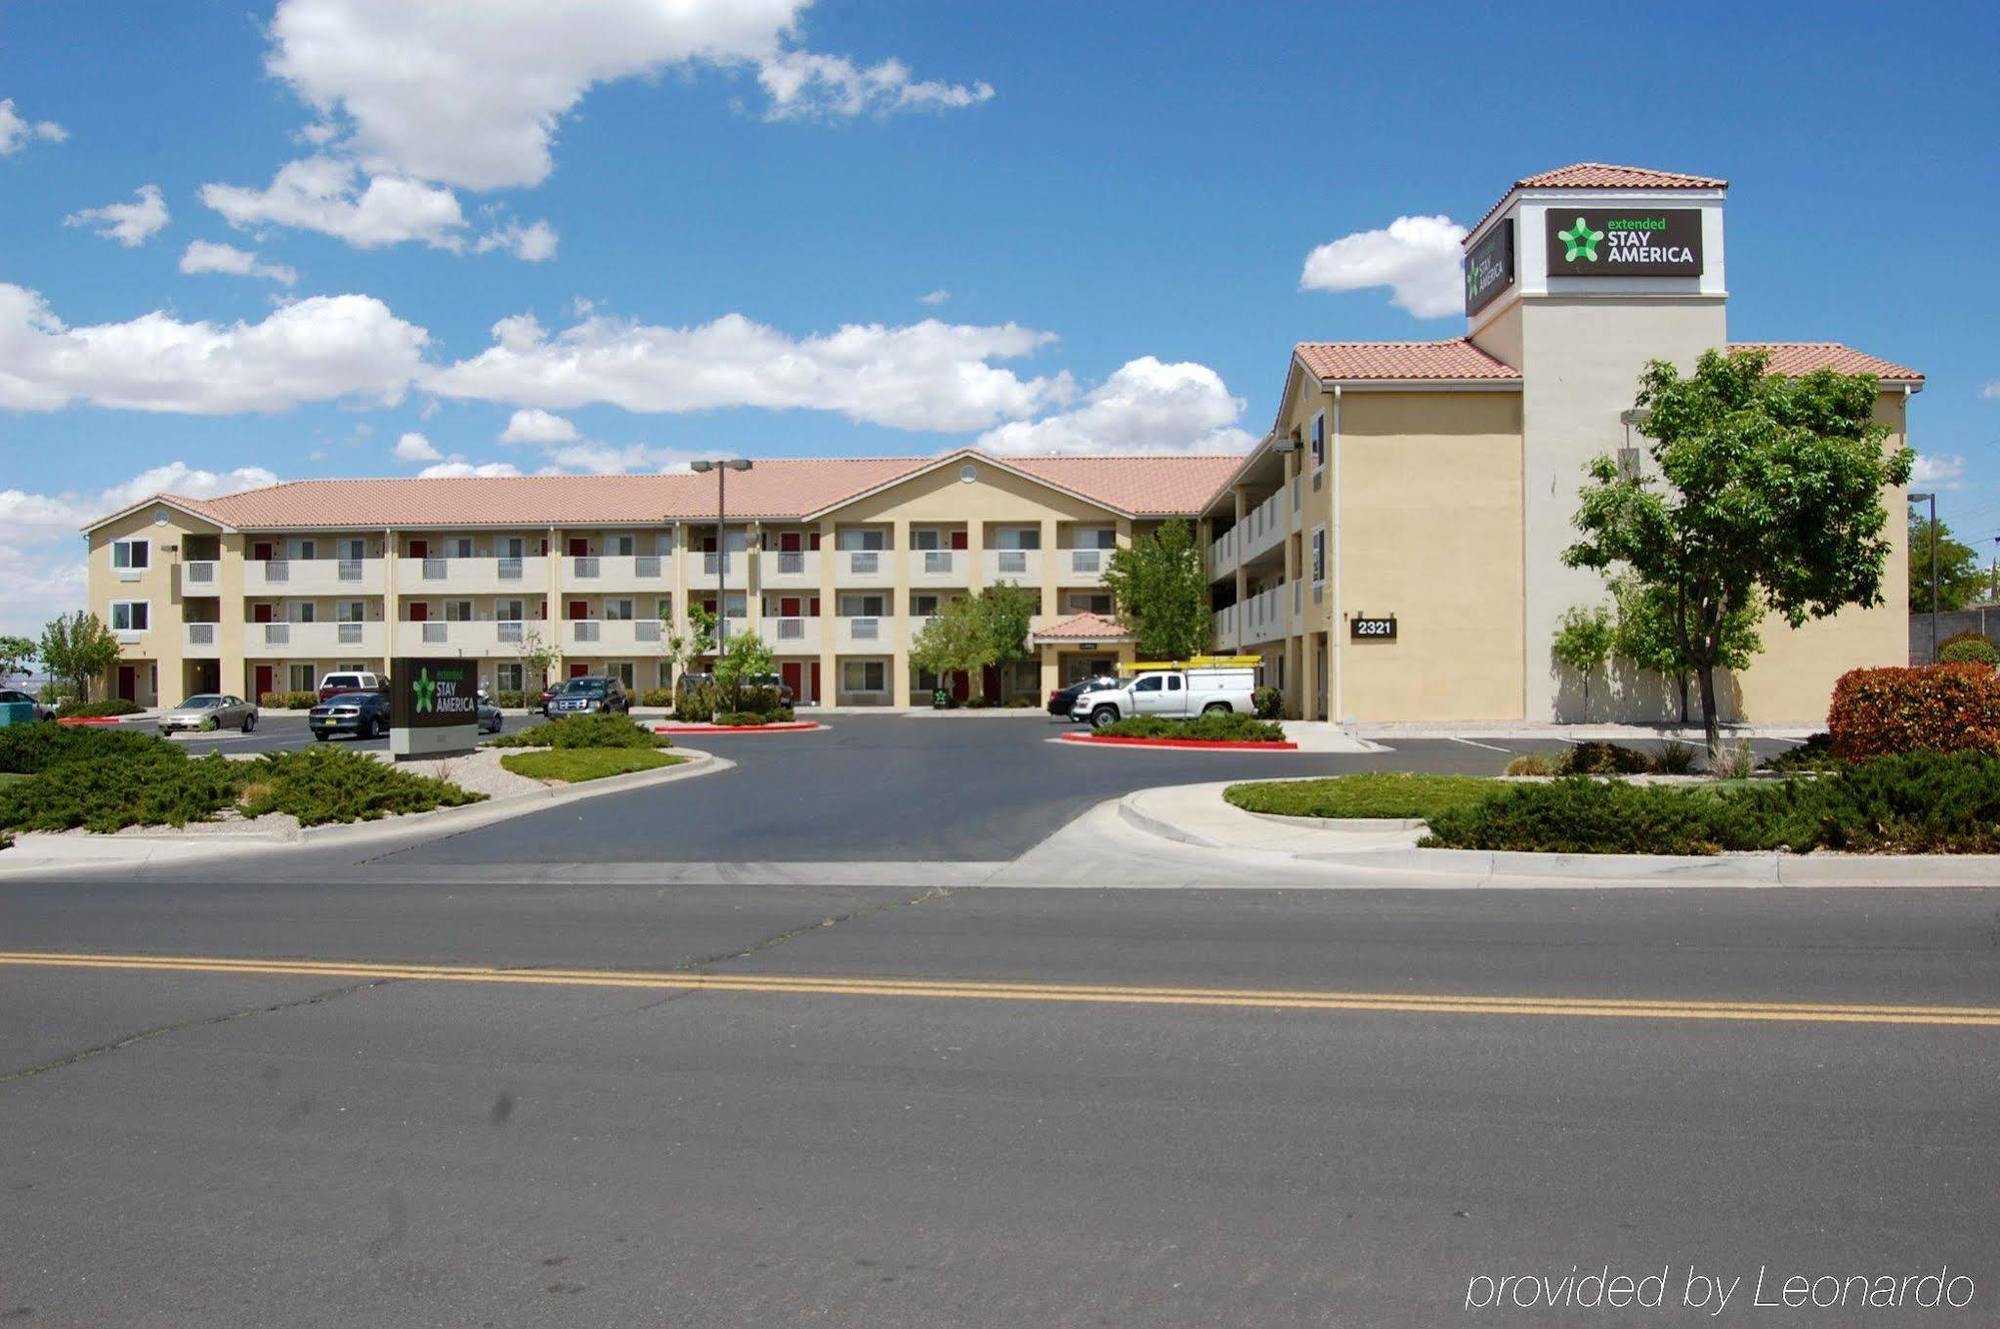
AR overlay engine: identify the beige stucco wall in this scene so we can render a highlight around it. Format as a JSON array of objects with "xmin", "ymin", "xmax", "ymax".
[{"xmin": 84, "ymin": 503, "xmax": 233, "ymax": 704}]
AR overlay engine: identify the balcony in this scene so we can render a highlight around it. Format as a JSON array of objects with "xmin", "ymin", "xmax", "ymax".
[
  {"xmin": 837, "ymin": 549, "xmax": 895, "ymax": 587},
  {"xmin": 1061, "ymin": 547, "xmax": 1109, "ymax": 586},
  {"xmin": 1208, "ymin": 526, "xmax": 1239, "ymax": 579},
  {"xmin": 1242, "ymin": 584, "xmax": 1292, "ymax": 645},
  {"xmin": 247, "ymin": 557, "xmax": 385, "ymax": 594},
  {"xmin": 391, "ymin": 620, "xmax": 555, "ymax": 656},
  {"xmin": 178, "ymin": 560, "xmax": 221, "ymax": 595},
  {"xmin": 565, "ymin": 554, "xmax": 669, "ymax": 586},
  {"xmin": 759, "ymin": 549, "xmax": 821, "ymax": 588},
  {"xmin": 394, "ymin": 556, "xmax": 549, "ymax": 595},
  {"xmin": 1240, "ymin": 489, "xmax": 1290, "ymax": 564},
  {"xmin": 983, "ymin": 548, "xmax": 1042, "ymax": 585},
  {"xmin": 1210, "ymin": 605, "xmax": 1238, "ymax": 652},
  {"xmin": 686, "ymin": 552, "xmax": 745, "ymax": 589},
  {"xmin": 759, "ymin": 616, "xmax": 826, "ymax": 653},
  {"xmin": 563, "ymin": 619, "xmax": 668, "ymax": 652},
  {"xmin": 908, "ymin": 549, "xmax": 964, "ymax": 588},
  {"xmin": 183, "ymin": 622, "xmax": 222, "ymax": 657},
  {"xmin": 836, "ymin": 616, "xmax": 886, "ymax": 650},
  {"xmin": 250, "ymin": 621, "xmax": 386, "ymax": 658}
]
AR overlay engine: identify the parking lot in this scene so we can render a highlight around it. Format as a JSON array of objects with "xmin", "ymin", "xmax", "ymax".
[{"xmin": 141, "ymin": 710, "xmax": 546, "ymax": 755}]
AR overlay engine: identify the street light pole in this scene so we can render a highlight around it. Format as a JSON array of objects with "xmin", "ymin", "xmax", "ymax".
[
  {"xmin": 689, "ymin": 459, "xmax": 753, "ymax": 651},
  {"xmin": 1910, "ymin": 491, "xmax": 1938, "ymax": 662}
]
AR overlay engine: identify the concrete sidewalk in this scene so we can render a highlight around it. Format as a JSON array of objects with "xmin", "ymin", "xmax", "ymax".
[{"xmin": 1354, "ymin": 720, "xmax": 1818, "ymax": 742}]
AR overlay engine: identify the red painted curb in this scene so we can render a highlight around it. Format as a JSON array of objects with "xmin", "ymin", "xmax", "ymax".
[
  {"xmin": 651, "ymin": 721, "xmax": 823, "ymax": 735},
  {"xmin": 1059, "ymin": 732, "xmax": 1297, "ymax": 752},
  {"xmin": 57, "ymin": 716, "xmax": 126, "ymax": 726}
]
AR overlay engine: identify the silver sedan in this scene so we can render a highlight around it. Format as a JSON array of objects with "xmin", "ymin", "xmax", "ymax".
[{"xmin": 159, "ymin": 693, "xmax": 259, "ymax": 735}]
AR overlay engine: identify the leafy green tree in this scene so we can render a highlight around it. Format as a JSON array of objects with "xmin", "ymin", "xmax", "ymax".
[
  {"xmin": 1102, "ymin": 518, "xmax": 1209, "ymax": 661},
  {"xmin": 1610, "ymin": 574, "xmax": 1761, "ymax": 725},
  {"xmin": 0, "ymin": 635, "xmax": 34, "ymax": 684},
  {"xmin": 1551, "ymin": 604, "xmax": 1614, "ymax": 715},
  {"xmin": 1564, "ymin": 348, "xmax": 1912, "ymax": 754},
  {"xmin": 711, "ymin": 628, "xmax": 774, "ymax": 711},
  {"xmin": 1908, "ymin": 513, "xmax": 1985, "ymax": 612},
  {"xmin": 973, "ymin": 581, "xmax": 1039, "ymax": 698},
  {"xmin": 39, "ymin": 612, "xmax": 122, "ymax": 704},
  {"xmin": 910, "ymin": 596, "xmax": 989, "ymax": 693},
  {"xmin": 518, "ymin": 628, "xmax": 562, "ymax": 692},
  {"xmin": 686, "ymin": 605, "xmax": 718, "ymax": 660}
]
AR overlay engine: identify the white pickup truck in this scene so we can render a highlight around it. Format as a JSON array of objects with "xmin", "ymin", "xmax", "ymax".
[{"xmin": 1071, "ymin": 665, "xmax": 1258, "ymax": 729}]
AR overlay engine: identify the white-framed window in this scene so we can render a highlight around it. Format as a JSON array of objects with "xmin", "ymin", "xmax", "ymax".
[
  {"xmin": 840, "ymin": 593, "xmax": 888, "ymax": 617},
  {"xmin": 656, "ymin": 661, "xmax": 675, "ymax": 689},
  {"xmin": 497, "ymin": 663, "xmax": 524, "ymax": 692},
  {"xmin": 111, "ymin": 539, "xmax": 149, "ymax": 574},
  {"xmin": 910, "ymin": 592, "xmax": 942, "ymax": 617},
  {"xmin": 1068, "ymin": 592, "xmax": 1113, "ymax": 615},
  {"xmin": 342, "ymin": 538, "xmax": 366, "ymax": 561},
  {"xmin": 109, "ymin": 600, "xmax": 149, "ymax": 632},
  {"xmin": 288, "ymin": 664, "xmax": 315, "ymax": 692},
  {"xmin": 294, "ymin": 538, "xmax": 318, "ymax": 561},
  {"xmin": 611, "ymin": 662, "xmax": 636, "ymax": 688},
  {"xmin": 604, "ymin": 598, "xmax": 635, "ymax": 622},
  {"xmin": 290, "ymin": 601, "xmax": 318, "ymax": 623},
  {"xmin": 836, "ymin": 528, "xmax": 888, "ymax": 552},
  {"xmin": 500, "ymin": 536, "xmax": 526, "ymax": 559},
  {"xmin": 655, "ymin": 596, "xmax": 673, "ymax": 622},
  {"xmin": 450, "ymin": 537, "xmax": 474, "ymax": 559},
  {"xmin": 842, "ymin": 660, "xmax": 887, "ymax": 693},
  {"xmin": 1310, "ymin": 412, "xmax": 1326, "ymax": 471},
  {"xmin": 1311, "ymin": 525, "xmax": 1327, "ymax": 585},
  {"xmin": 444, "ymin": 599, "xmax": 474, "ymax": 622},
  {"xmin": 611, "ymin": 534, "xmax": 636, "ymax": 556},
  {"xmin": 911, "ymin": 528, "xmax": 943, "ymax": 551},
  {"xmin": 995, "ymin": 526, "xmax": 1041, "ymax": 551},
  {"xmin": 496, "ymin": 598, "xmax": 527, "ymax": 622},
  {"xmin": 1076, "ymin": 526, "xmax": 1117, "ymax": 550},
  {"xmin": 338, "ymin": 600, "xmax": 367, "ymax": 623}
]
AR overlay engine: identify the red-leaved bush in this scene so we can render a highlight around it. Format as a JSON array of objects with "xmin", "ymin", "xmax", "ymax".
[{"xmin": 1828, "ymin": 664, "xmax": 2000, "ymax": 759}]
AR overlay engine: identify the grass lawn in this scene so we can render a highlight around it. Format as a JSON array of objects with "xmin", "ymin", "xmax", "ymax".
[
  {"xmin": 1224, "ymin": 772, "xmax": 1502, "ymax": 821},
  {"xmin": 499, "ymin": 748, "xmax": 687, "ymax": 783},
  {"xmin": 0, "ymin": 772, "xmax": 31, "ymax": 787}
]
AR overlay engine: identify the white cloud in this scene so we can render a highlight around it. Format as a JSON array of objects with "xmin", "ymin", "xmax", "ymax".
[
  {"xmin": 178, "ymin": 240, "xmax": 299, "ymax": 286},
  {"xmin": 499, "ymin": 407, "xmax": 581, "ymax": 444},
  {"xmin": 64, "ymin": 184, "xmax": 171, "ymax": 247},
  {"xmin": 0, "ymin": 98, "xmax": 66, "ymax": 155},
  {"xmin": 1912, "ymin": 453, "xmax": 1967, "ymax": 491},
  {"xmin": 978, "ymin": 356, "xmax": 1255, "ymax": 456},
  {"xmin": 418, "ymin": 459, "xmax": 522, "ymax": 479},
  {"xmin": 200, "ymin": 156, "xmax": 467, "ymax": 250},
  {"xmin": 427, "ymin": 309, "xmax": 1069, "ymax": 432},
  {"xmin": 0, "ymin": 283, "xmax": 428, "ymax": 414},
  {"xmin": 473, "ymin": 217, "xmax": 559, "ymax": 262},
  {"xmin": 1982, "ymin": 381, "xmax": 2000, "ymax": 400},
  {"xmin": 756, "ymin": 51, "xmax": 992, "ymax": 121},
  {"xmin": 918, "ymin": 288, "xmax": 950, "ymax": 306},
  {"xmin": 1299, "ymin": 213, "xmax": 1468, "ymax": 319},
  {"xmin": 393, "ymin": 431, "xmax": 442, "ymax": 461}
]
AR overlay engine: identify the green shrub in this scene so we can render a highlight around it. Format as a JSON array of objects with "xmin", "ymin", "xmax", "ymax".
[
  {"xmin": 1225, "ymin": 773, "xmax": 1499, "ymax": 820},
  {"xmin": 1762, "ymin": 732, "xmax": 1841, "ymax": 773},
  {"xmin": 0, "ymin": 722, "xmax": 176, "ymax": 774},
  {"xmin": 1423, "ymin": 777, "xmax": 1766, "ymax": 855},
  {"xmin": 637, "ymin": 688, "xmax": 675, "ymax": 708},
  {"xmin": 1559, "ymin": 741, "xmax": 1650, "ymax": 775},
  {"xmin": 1649, "ymin": 740, "xmax": 1699, "ymax": 775},
  {"xmin": 1827, "ymin": 664, "xmax": 2000, "ymax": 759},
  {"xmin": 239, "ymin": 747, "xmax": 483, "ymax": 826},
  {"xmin": 712, "ymin": 709, "xmax": 798, "ymax": 726},
  {"xmin": 484, "ymin": 713, "xmax": 672, "ymax": 749},
  {"xmin": 1940, "ymin": 635, "xmax": 2000, "ymax": 666},
  {"xmin": 1252, "ymin": 686, "xmax": 1284, "ymax": 720},
  {"xmin": 0, "ymin": 747, "xmax": 247, "ymax": 832},
  {"xmin": 57, "ymin": 698, "xmax": 142, "ymax": 719},
  {"xmin": 257, "ymin": 690, "xmax": 320, "ymax": 710},
  {"xmin": 1753, "ymin": 750, "xmax": 2000, "ymax": 853},
  {"xmin": 674, "ymin": 680, "xmax": 718, "ymax": 723},
  {"xmin": 499, "ymin": 748, "xmax": 684, "ymax": 783},
  {"xmin": 493, "ymin": 689, "xmax": 528, "ymax": 708},
  {"xmin": 1094, "ymin": 711, "xmax": 1285, "ymax": 742},
  {"xmin": 1504, "ymin": 752, "xmax": 1557, "ymax": 777}
]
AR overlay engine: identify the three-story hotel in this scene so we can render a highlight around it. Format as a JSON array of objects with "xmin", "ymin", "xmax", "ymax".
[{"xmin": 82, "ymin": 164, "xmax": 1921, "ymax": 722}]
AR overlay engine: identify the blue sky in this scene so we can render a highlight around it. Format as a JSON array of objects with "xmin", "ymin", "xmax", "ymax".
[{"xmin": 2, "ymin": 1, "xmax": 1996, "ymax": 631}]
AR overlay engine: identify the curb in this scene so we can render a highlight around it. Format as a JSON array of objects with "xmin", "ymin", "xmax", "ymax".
[
  {"xmin": 651, "ymin": 721, "xmax": 824, "ymax": 735},
  {"xmin": 1115, "ymin": 791, "xmax": 1225, "ymax": 848},
  {"xmin": 1058, "ymin": 733, "xmax": 1299, "ymax": 752},
  {"xmin": 56, "ymin": 716, "xmax": 126, "ymax": 727}
]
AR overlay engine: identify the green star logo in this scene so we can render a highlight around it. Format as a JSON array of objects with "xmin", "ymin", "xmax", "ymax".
[
  {"xmin": 414, "ymin": 668, "xmax": 436, "ymax": 714},
  {"xmin": 1558, "ymin": 215, "xmax": 1603, "ymax": 262}
]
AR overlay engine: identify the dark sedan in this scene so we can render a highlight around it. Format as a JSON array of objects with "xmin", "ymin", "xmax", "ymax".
[
  {"xmin": 310, "ymin": 690, "xmax": 392, "ymax": 740},
  {"xmin": 1046, "ymin": 675, "xmax": 1121, "ymax": 719}
]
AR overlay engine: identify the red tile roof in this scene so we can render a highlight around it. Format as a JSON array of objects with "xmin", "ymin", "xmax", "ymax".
[
  {"xmin": 1728, "ymin": 342, "xmax": 1924, "ymax": 383},
  {"xmin": 97, "ymin": 450, "xmax": 1244, "ymax": 532},
  {"xmin": 1468, "ymin": 162, "xmax": 1727, "ymax": 242},
  {"xmin": 1294, "ymin": 339, "xmax": 1520, "ymax": 383},
  {"xmin": 1031, "ymin": 611, "xmax": 1129, "ymax": 643}
]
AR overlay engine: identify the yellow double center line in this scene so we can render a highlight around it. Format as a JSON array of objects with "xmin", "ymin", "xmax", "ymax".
[{"xmin": 1, "ymin": 950, "xmax": 1996, "ymax": 1026}]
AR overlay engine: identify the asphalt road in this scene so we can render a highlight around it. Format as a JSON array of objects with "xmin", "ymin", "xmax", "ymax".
[
  {"xmin": 149, "ymin": 711, "xmax": 543, "ymax": 755},
  {"xmin": 2, "ymin": 881, "xmax": 1996, "ymax": 1327}
]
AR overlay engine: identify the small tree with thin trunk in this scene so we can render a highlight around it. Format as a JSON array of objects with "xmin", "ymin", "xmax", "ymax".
[
  {"xmin": 711, "ymin": 628, "xmax": 774, "ymax": 712},
  {"xmin": 1102, "ymin": 517, "xmax": 1209, "ymax": 661},
  {"xmin": 1551, "ymin": 604, "xmax": 1614, "ymax": 716},
  {"xmin": 910, "ymin": 596, "xmax": 989, "ymax": 701},
  {"xmin": 1564, "ymin": 348, "xmax": 1912, "ymax": 755},
  {"xmin": 39, "ymin": 611, "xmax": 121, "ymax": 704},
  {"xmin": 973, "ymin": 581, "xmax": 1039, "ymax": 700},
  {"xmin": 518, "ymin": 629, "xmax": 561, "ymax": 695},
  {"xmin": 1609, "ymin": 574, "xmax": 1761, "ymax": 725}
]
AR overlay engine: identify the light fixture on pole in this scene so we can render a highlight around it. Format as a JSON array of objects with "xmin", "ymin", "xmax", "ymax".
[
  {"xmin": 1910, "ymin": 491, "xmax": 1938, "ymax": 662},
  {"xmin": 689, "ymin": 459, "xmax": 753, "ymax": 647}
]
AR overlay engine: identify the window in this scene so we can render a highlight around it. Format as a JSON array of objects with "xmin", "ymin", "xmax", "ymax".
[
  {"xmin": 656, "ymin": 661, "xmax": 675, "ymax": 689},
  {"xmin": 1070, "ymin": 593, "xmax": 1113, "ymax": 615},
  {"xmin": 501, "ymin": 537, "xmax": 526, "ymax": 559},
  {"xmin": 841, "ymin": 594, "xmax": 888, "ymax": 617},
  {"xmin": 1077, "ymin": 526, "xmax": 1116, "ymax": 550},
  {"xmin": 605, "ymin": 599, "xmax": 634, "ymax": 622},
  {"xmin": 111, "ymin": 539, "xmax": 150, "ymax": 572},
  {"xmin": 1132, "ymin": 675, "xmax": 1162, "ymax": 693},
  {"xmin": 1311, "ymin": 525, "xmax": 1327, "ymax": 585},
  {"xmin": 109, "ymin": 600, "xmax": 149, "ymax": 632},
  {"xmin": 655, "ymin": 597, "xmax": 673, "ymax": 621},
  {"xmin": 911, "ymin": 528, "xmax": 942, "ymax": 551},
  {"xmin": 291, "ymin": 601, "xmax": 317, "ymax": 623},
  {"xmin": 843, "ymin": 661, "xmax": 887, "ymax": 693},
  {"xmin": 342, "ymin": 539, "xmax": 366, "ymax": 561},
  {"xmin": 444, "ymin": 600, "xmax": 473, "ymax": 622},
  {"xmin": 837, "ymin": 528, "xmax": 887, "ymax": 551},
  {"xmin": 1166, "ymin": 676, "xmax": 1183, "ymax": 692},
  {"xmin": 1310, "ymin": 412, "xmax": 1326, "ymax": 470},
  {"xmin": 289, "ymin": 665, "xmax": 315, "ymax": 692},
  {"xmin": 296, "ymin": 539, "xmax": 317, "ymax": 561},
  {"xmin": 452, "ymin": 538, "xmax": 474, "ymax": 559},
  {"xmin": 611, "ymin": 534, "xmax": 635, "ymax": 556},
  {"xmin": 996, "ymin": 527, "xmax": 1040, "ymax": 551},
  {"xmin": 911, "ymin": 593, "xmax": 942, "ymax": 617},
  {"xmin": 611, "ymin": 662, "xmax": 635, "ymax": 688},
  {"xmin": 497, "ymin": 663, "xmax": 524, "ymax": 692}
]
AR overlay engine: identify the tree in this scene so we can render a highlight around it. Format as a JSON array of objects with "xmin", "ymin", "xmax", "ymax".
[
  {"xmin": 1101, "ymin": 517, "xmax": 1210, "ymax": 661},
  {"xmin": 1564, "ymin": 348, "xmax": 1912, "ymax": 754},
  {"xmin": 711, "ymin": 629, "xmax": 774, "ymax": 711},
  {"xmin": 39, "ymin": 611, "xmax": 121, "ymax": 703},
  {"xmin": 686, "ymin": 605, "xmax": 718, "ymax": 661},
  {"xmin": 973, "ymin": 581, "xmax": 1039, "ymax": 699},
  {"xmin": 517, "ymin": 628, "xmax": 561, "ymax": 693},
  {"xmin": 1609, "ymin": 574, "xmax": 1761, "ymax": 725},
  {"xmin": 910, "ymin": 596, "xmax": 989, "ymax": 698},
  {"xmin": 0, "ymin": 635, "xmax": 33, "ymax": 684},
  {"xmin": 1551, "ymin": 605, "xmax": 1614, "ymax": 716},
  {"xmin": 1908, "ymin": 513, "xmax": 1985, "ymax": 612}
]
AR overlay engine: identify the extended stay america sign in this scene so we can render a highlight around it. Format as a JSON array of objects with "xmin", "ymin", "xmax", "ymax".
[{"xmin": 1544, "ymin": 207, "xmax": 1704, "ymax": 277}]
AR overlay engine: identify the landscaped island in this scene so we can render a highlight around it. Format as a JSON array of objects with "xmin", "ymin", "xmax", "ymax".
[{"xmin": 484, "ymin": 712, "xmax": 687, "ymax": 782}]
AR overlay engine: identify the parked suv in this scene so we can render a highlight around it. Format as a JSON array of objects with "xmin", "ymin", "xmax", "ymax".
[
  {"xmin": 310, "ymin": 689, "xmax": 392, "ymax": 740},
  {"xmin": 1072, "ymin": 665, "xmax": 1257, "ymax": 729},
  {"xmin": 545, "ymin": 675, "xmax": 629, "ymax": 716},
  {"xmin": 317, "ymin": 670, "xmax": 385, "ymax": 702}
]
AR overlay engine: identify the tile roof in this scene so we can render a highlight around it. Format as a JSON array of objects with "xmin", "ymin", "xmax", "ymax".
[
  {"xmin": 1294, "ymin": 339, "xmax": 1521, "ymax": 383},
  {"xmin": 1468, "ymin": 162, "xmax": 1728, "ymax": 242},
  {"xmin": 1031, "ymin": 611, "xmax": 1129, "ymax": 643},
  {"xmin": 1728, "ymin": 342, "xmax": 1924, "ymax": 383},
  {"xmin": 99, "ymin": 450, "xmax": 1243, "ymax": 532}
]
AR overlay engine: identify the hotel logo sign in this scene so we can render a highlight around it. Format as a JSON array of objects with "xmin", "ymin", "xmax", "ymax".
[
  {"xmin": 1462, "ymin": 219, "xmax": 1515, "ymax": 316},
  {"xmin": 1545, "ymin": 208, "xmax": 1703, "ymax": 276}
]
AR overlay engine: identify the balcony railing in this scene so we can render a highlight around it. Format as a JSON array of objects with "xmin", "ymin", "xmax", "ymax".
[
  {"xmin": 185, "ymin": 623, "xmax": 217, "ymax": 649},
  {"xmin": 338, "ymin": 622, "xmax": 365, "ymax": 646},
  {"xmin": 498, "ymin": 620, "xmax": 524, "ymax": 644},
  {"xmin": 636, "ymin": 619, "xmax": 662, "ymax": 643},
  {"xmin": 847, "ymin": 551, "xmax": 880, "ymax": 576},
  {"xmin": 423, "ymin": 622, "xmax": 448, "ymax": 644},
  {"xmin": 635, "ymin": 555, "xmax": 662, "ymax": 579},
  {"xmin": 779, "ymin": 551, "xmax": 805, "ymax": 574},
  {"xmin": 847, "ymin": 616, "xmax": 879, "ymax": 640},
  {"xmin": 702, "ymin": 552, "xmax": 732, "ymax": 575},
  {"xmin": 263, "ymin": 561, "xmax": 290, "ymax": 583},
  {"xmin": 924, "ymin": 551, "xmax": 953, "ymax": 574},
  {"xmin": 1069, "ymin": 548, "xmax": 1104, "ymax": 576},
  {"xmin": 182, "ymin": 560, "xmax": 218, "ymax": 588},
  {"xmin": 572, "ymin": 556, "xmax": 600, "ymax": 579},
  {"xmin": 499, "ymin": 557, "xmax": 523, "ymax": 581},
  {"xmin": 248, "ymin": 557, "xmax": 386, "ymax": 593},
  {"xmin": 337, "ymin": 558, "xmax": 365, "ymax": 582},
  {"xmin": 395, "ymin": 556, "xmax": 548, "ymax": 593},
  {"xmin": 423, "ymin": 558, "xmax": 448, "ymax": 580},
  {"xmin": 573, "ymin": 620, "xmax": 601, "ymax": 643},
  {"xmin": 263, "ymin": 623, "xmax": 290, "ymax": 646}
]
